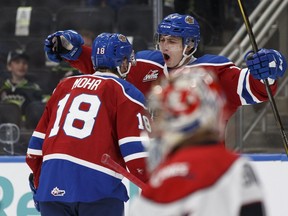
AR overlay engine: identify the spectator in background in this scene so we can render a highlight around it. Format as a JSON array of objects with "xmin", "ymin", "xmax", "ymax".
[{"xmin": 0, "ymin": 49, "xmax": 45, "ymax": 119}]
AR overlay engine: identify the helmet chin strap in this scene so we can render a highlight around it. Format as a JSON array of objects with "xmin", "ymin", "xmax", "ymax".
[
  {"xmin": 174, "ymin": 45, "xmax": 197, "ymax": 68},
  {"xmin": 117, "ymin": 62, "xmax": 132, "ymax": 78}
]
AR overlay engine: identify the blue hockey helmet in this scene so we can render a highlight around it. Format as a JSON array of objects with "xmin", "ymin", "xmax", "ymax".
[
  {"xmin": 156, "ymin": 13, "xmax": 200, "ymax": 49},
  {"xmin": 91, "ymin": 33, "xmax": 134, "ymax": 77}
]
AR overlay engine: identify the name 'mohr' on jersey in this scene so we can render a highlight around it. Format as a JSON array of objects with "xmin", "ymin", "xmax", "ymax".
[{"xmin": 71, "ymin": 77, "xmax": 102, "ymax": 90}]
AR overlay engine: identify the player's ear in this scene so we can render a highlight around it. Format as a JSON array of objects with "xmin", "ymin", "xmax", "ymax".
[
  {"xmin": 184, "ymin": 37, "xmax": 194, "ymax": 49},
  {"xmin": 185, "ymin": 42, "xmax": 194, "ymax": 54}
]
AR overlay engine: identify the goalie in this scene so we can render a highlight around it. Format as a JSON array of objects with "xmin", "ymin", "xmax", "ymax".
[{"xmin": 129, "ymin": 68, "xmax": 266, "ymax": 216}]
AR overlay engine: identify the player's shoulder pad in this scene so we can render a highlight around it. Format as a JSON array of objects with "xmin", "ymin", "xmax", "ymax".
[
  {"xmin": 195, "ymin": 54, "xmax": 232, "ymax": 64},
  {"xmin": 107, "ymin": 75, "xmax": 147, "ymax": 106},
  {"xmin": 136, "ymin": 50, "xmax": 165, "ymax": 65}
]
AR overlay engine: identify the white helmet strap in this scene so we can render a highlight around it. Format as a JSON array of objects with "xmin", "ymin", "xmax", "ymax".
[
  {"xmin": 117, "ymin": 62, "xmax": 132, "ymax": 78},
  {"xmin": 175, "ymin": 44, "xmax": 197, "ymax": 68}
]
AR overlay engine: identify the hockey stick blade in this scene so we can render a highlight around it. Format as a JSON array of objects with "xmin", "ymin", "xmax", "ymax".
[
  {"xmin": 101, "ymin": 153, "xmax": 148, "ymax": 190},
  {"xmin": 238, "ymin": 0, "xmax": 288, "ymax": 155}
]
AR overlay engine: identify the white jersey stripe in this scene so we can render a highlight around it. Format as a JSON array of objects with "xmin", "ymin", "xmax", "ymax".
[
  {"xmin": 245, "ymin": 70, "xmax": 261, "ymax": 103},
  {"xmin": 43, "ymin": 153, "xmax": 123, "ymax": 179},
  {"xmin": 124, "ymin": 152, "xmax": 148, "ymax": 162},
  {"xmin": 27, "ymin": 148, "xmax": 42, "ymax": 156},
  {"xmin": 94, "ymin": 73, "xmax": 148, "ymax": 110},
  {"xmin": 237, "ymin": 68, "xmax": 248, "ymax": 105},
  {"xmin": 238, "ymin": 69, "xmax": 261, "ymax": 105},
  {"xmin": 137, "ymin": 59, "xmax": 164, "ymax": 69},
  {"xmin": 32, "ymin": 131, "xmax": 46, "ymax": 139},
  {"xmin": 119, "ymin": 136, "xmax": 144, "ymax": 145}
]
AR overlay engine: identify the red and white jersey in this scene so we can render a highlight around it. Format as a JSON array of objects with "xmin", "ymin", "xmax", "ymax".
[
  {"xmin": 130, "ymin": 144, "xmax": 266, "ymax": 216},
  {"xmin": 26, "ymin": 72, "xmax": 150, "ymax": 202},
  {"xmin": 68, "ymin": 46, "xmax": 276, "ymax": 122},
  {"xmin": 127, "ymin": 50, "xmax": 166, "ymax": 94}
]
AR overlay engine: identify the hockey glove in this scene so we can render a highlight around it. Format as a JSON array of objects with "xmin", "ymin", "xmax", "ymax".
[
  {"xmin": 44, "ymin": 32, "xmax": 63, "ymax": 62},
  {"xmin": 57, "ymin": 30, "xmax": 84, "ymax": 60},
  {"xmin": 245, "ymin": 48, "xmax": 287, "ymax": 80},
  {"xmin": 29, "ymin": 173, "xmax": 40, "ymax": 212},
  {"xmin": 44, "ymin": 30, "xmax": 84, "ymax": 61}
]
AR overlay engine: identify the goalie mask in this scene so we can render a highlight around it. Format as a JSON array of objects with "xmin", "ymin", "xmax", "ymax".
[
  {"xmin": 91, "ymin": 33, "xmax": 135, "ymax": 78},
  {"xmin": 145, "ymin": 68, "xmax": 226, "ymax": 171}
]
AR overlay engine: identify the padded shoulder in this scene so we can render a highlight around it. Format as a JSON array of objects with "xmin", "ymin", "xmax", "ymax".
[
  {"xmin": 194, "ymin": 54, "xmax": 232, "ymax": 64},
  {"xmin": 136, "ymin": 50, "xmax": 165, "ymax": 65},
  {"xmin": 105, "ymin": 75, "xmax": 147, "ymax": 105}
]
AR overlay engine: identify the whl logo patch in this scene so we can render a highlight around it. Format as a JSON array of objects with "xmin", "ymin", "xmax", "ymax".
[
  {"xmin": 143, "ymin": 70, "xmax": 159, "ymax": 82},
  {"xmin": 51, "ymin": 187, "xmax": 66, "ymax": 196}
]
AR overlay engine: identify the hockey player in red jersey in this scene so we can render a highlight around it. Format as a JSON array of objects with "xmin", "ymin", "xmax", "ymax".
[
  {"xmin": 129, "ymin": 68, "xmax": 266, "ymax": 216},
  {"xmin": 26, "ymin": 33, "xmax": 151, "ymax": 216},
  {"xmin": 44, "ymin": 14, "xmax": 286, "ymax": 124}
]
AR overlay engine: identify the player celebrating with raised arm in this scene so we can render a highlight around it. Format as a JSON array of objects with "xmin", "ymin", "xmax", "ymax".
[
  {"xmin": 26, "ymin": 33, "xmax": 151, "ymax": 216},
  {"xmin": 44, "ymin": 13, "xmax": 287, "ymax": 125},
  {"xmin": 130, "ymin": 68, "xmax": 266, "ymax": 216}
]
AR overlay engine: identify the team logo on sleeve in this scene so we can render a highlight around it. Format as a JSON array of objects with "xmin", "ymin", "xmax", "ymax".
[
  {"xmin": 143, "ymin": 70, "xmax": 159, "ymax": 82},
  {"xmin": 51, "ymin": 187, "xmax": 66, "ymax": 196}
]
